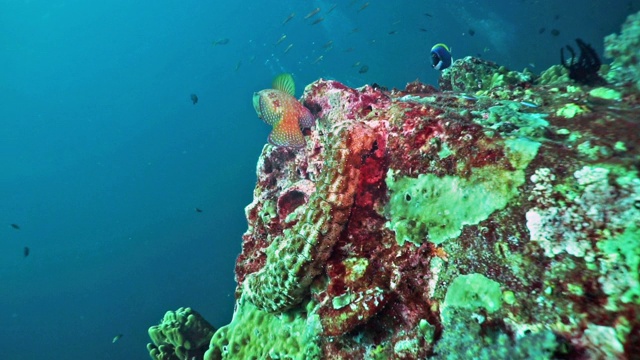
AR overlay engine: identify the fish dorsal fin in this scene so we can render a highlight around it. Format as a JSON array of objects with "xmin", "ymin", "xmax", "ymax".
[{"xmin": 272, "ymin": 73, "xmax": 296, "ymax": 97}]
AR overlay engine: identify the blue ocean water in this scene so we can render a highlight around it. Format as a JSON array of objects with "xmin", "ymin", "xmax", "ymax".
[{"xmin": 0, "ymin": 1, "xmax": 637, "ymax": 358}]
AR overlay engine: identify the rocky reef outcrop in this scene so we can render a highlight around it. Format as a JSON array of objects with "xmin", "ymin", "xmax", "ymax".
[{"xmin": 149, "ymin": 12, "xmax": 640, "ymax": 360}]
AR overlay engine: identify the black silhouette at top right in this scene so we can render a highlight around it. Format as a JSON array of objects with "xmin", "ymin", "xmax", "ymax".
[{"xmin": 561, "ymin": 38, "xmax": 606, "ymax": 86}]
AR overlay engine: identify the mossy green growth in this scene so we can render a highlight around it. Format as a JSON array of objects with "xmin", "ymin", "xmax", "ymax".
[
  {"xmin": 478, "ymin": 102, "xmax": 549, "ymax": 139},
  {"xmin": 537, "ymin": 64, "xmax": 570, "ymax": 85},
  {"xmin": 205, "ymin": 297, "xmax": 321, "ymax": 360},
  {"xmin": 258, "ymin": 199, "xmax": 277, "ymax": 224},
  {"xmin": 434, "ymin": 308, "xmax": 558, "ymax": 360},
  {"xmin": 332, "ymin": 292, "xmax": 356, "ymax": 309},
  {"xmin": 148, "ymin": 307, "xmax": 215, "ymax": 360},
  {"xmin": 597, "ymin": 224, "xmax": 640, "ymax": 308},
  {"xmin": 555, "ymin": 103, "xmax": 587, "ymax": 118},
  {"xmin": 443, "ymin": 274, "xmax": 503, "ymax": 314},
  {"xmin": 343, "ymin": 257, "xmax": 369, "ymax": 282},
  {"xmin": 386, "ymin": 137, "xmax": 539, "ymax": 245},
  {"xmin": 502, "ymin": 290, "xmax": 516, "ymax": 305},
  {"xmin": 443, "ymin": 56, "xmax": 533, "ymax": 94},
  {"xmin": 589, "ymin": 87, "xmax": 622, "ymax": 100},
  {"xmin": 605, "ymin": 10, "xmax": 640, "ymax": 91}
]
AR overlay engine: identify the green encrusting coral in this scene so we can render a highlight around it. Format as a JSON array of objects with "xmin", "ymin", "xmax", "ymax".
[
  {"xmin": 148, "ymin": 307, "xmax": 216, "ymax": 360},
  {"xmin": 385, "ymin": 137, "xmax": 540, "ymax": 245},
  {"xmin": 443, "ymin": 273, "xmax": 503, "ymax": 314},
  {"xmin": 597, "ymin": 224, "xmax": 640, "ymax": 308},
  {"xmin": 605, "ymin": 10, "xmax": 640, "ymax": 90},
  {"xmin": 204, "ymin": 296, "xmax": 321, "ymax": 360},
  {"xmin": 433, "ymin": 308, "xmax": 558, "ymax": 360}
]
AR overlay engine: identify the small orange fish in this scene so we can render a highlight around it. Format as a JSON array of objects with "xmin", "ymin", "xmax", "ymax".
[{"xmin": 253, "ymin": 74, "xmax": 315, "ymax": 148}]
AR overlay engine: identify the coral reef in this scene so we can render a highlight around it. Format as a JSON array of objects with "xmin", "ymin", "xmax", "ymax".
[
  {"xmin": 605, "ymin": 10, "xmax": 640, "ymax": 91},
  {"xmin": 149, "ymin": 13, "xmax": 640, "ymax": 359},
  {"xmin": 206, "ymin": 69, "xmax": 639, "ymax": 358},
  {"xmin": 204, "ymin": 298, "xmax": 321, "ymax": 360},
  {"xmin": 147, "ymin": 307, "xmax": 215, "ymax": 360}
]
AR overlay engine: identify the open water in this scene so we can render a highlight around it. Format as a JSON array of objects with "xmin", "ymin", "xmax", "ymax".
[{"xmin": 1, "ymin": 1, "xmax": 637, "ymax": 358}]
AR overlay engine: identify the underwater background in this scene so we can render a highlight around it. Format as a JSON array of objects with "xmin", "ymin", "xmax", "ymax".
[{"xmin": 0, "ymin": 0, "xmax": 638, "ymax": 359}]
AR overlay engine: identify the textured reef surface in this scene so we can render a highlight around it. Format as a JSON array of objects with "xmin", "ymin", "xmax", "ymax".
[{"xmin": 148, "ymin": 13, "xmax": 640, "ymax": 360}]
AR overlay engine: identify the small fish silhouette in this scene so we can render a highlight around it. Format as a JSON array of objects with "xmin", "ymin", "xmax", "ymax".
[
  {"xmin": 275, "ymin": 34, "xmax": 287, "ymax": 46},
  {"xmin": 304, "ymin": 8, "xmax": 320, "ymax": 19},
  {"xmin": 112, "ymin": 334, "xmax": 123, "ymax": 343},
  {"xmin": 253, "ymin": 74, "xmax": 315, "ymax": 148},
  {"xmin": 195, "ymin": 208, "xmax": 203, "ymax": 213},
  {"xmin": 212, "ymin": 38, "xmax": 230, "ymax": 46},
  {"xmin": 359, "ymin": 65, "xmax": 369, "ymax": 74},
  {"xmin": 11, "ymin": 223, "xmax": 20, "ymax": 230},
  {"xmin": 190, "ymin": 94, "xmax": 198, "ymax": 104},
  {"xmin": 24, "ymin": 246, "xmax": 30, "ymax": 257},
  {"xmin": 282, "ymin": 12, "xmax": 295, "ymax": 25}
]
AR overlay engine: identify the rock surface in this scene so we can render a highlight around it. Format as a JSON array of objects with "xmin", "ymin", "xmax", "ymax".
[
  {"xmin": 203, "ymin": 69, "xmax": 639, "ymax": 359},
  {"xmin": 149, "ymin": 14, "xmax": 640, "ymax": 359}
]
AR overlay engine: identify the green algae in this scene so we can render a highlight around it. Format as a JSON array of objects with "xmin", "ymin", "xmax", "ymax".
[
  {"xmin": 205, "ymin": 297, "xmax": 321, "ymax": 360},
  {"xmin": 443, "ymin": 274, "xmax": 503, "ymax": 314},
  {"xmin": 332, "ymin": 292, "xmax": 356, "ymax": 310},
  {"xmin": 502, "ymin": 290, "xmax": 516, "ymax": 305},
  {"xmin": 385, "ymin": 138, "xmax": 540, "ymax": 245},
  {"xmin": 597, "ymin": 224, "xmax": 640, "ymax": 308},
  {"xmin": 537, "ymin": 64, "xmax": 570, "ymax": 85},
  {"xmin": 589, "ymin": 87, "xmax": 622, "ymax": 100},
  {"xmin": 434, "ymin": 308, "xmax": 558, "ymax": 360},
  {"xmin": 555, "ymin": 103, "xmax": 587, "ymax": 118},
  {"xmin": 478, "ymin": 102, "xmax": 549, "ymax": 139}
]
